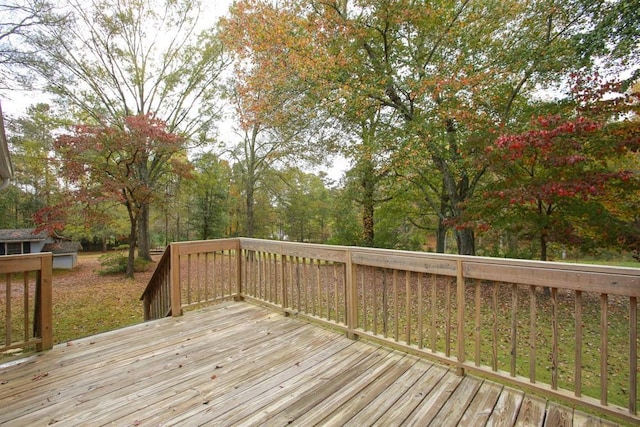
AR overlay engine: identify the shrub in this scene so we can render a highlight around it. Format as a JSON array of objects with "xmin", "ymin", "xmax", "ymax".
[{"xmin": 97, "ymin": 246, "xmax": 152, "ymax": 275}]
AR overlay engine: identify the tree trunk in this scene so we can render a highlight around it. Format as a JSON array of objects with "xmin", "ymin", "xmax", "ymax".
[
  {"xmin": 362, "ymin": 201, "xmax": 375, "ymax": 247},
  {"xmin": 137, "ymin": 204, "xmax": 152, "ymax": 261},
  {"xmin": 246, "ymin": 181, "xmax": 255, "ymax": 238},
  {"xmin": 435, "ymin": 217, "xmax": 447, "ymax": 253},
  {"xmin": 361, "ymin": 157, "xmax": 376, "ymax": 247},
  {"xmin": 455, "ymin": 227, "xmax": 476, "ymax": 256},
  {"xmin": 540, "ymin": 231, "xmax": 548, "ymax": 261},
  {"xmin": 126, "ymin": 216, "xmax": 137, "ymax": 278},
  {"xmin": 540, "ymin": 229, "xmax": 551, "ymax": 296}
]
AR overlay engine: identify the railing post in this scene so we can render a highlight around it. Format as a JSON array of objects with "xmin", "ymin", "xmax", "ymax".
[
  {"xmin": 36, "ymin": 253, "xmax": 53, "ymax": 351},
  {"xmin": 456, "ymin": 259, "xmax": 465, "ymax": 376},
  {"xmin": 170, "ymin": 243, "xmax": 182, "ymax": 316},
  {"xmin": 345, "ymin": 249, "xmax": 358, "ymax": 340}
]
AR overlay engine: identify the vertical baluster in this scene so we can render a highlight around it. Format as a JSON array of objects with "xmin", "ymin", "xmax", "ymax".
[
  {"xmin": 431, "ymin": 274, "xmax": 437, "ymax": 353},
  {"xmin": 270, "ymin": 252, "xmax": 275, "ymax": 303},
  {"xmin": 551, "ymin": 287, "xmax": 559, "ymax": 390},
  {"xmin": 510, "ymin": 283, "xmax": 518, "ymax": 377},
  {"xmin": 23, "ymin": 273, "xmax": 29, "ymax": 343},
  {"xmin": 316, "ymin": 259, "xmax": 322, "ymax": 318},
  {"xmin": 405, "ymin": 271, "xmax": 411, "ymax": 345},
  {"xmin": 456, "ymin": 260, "xmax": 465, "ymax": 374},
  {"xmin": 213, "ymin": 251, "xmax": 218, "ymax": 299},
  {"xmin": 393, "ymin": 269, "xmax": 399, "ymax": 342},
  {"xmin": 362, "ymin": 265, "xmax": 367, "ymax": 330},
  {"xmin": 574, "ymin": 290, "xmax": 582, "ymax": 395},
  {"xmin": 492, "ymin": 281, "xmax": 498, "ymax": 371},
  {"xmin": 311, "ymin": 259, "xmax": 317, "ymax": 316},
  {"xmin": 530, "ymin": 285, "xmax": 537, "ymax": 383},
  {"xmin": 187, "ymin": 254, "xmax": 192, "ymax": 305},
  {"xmin": 475, "ymin": 279, "xmax": 481, "ymax": 366},
  {"xmin": 266, "ymin": 252, "xmax": 271, "ymax": 302},
  {"xmin": 197, "ymin": 253, "xmax": 202, "ymax": 304},
  {"xmin": 445, "ymin": 277, "xmax": 451, "ymax": 357},
  {"xmin": 325, "ymin": 262, "xmax": 330, "ymax": 321},
  {"xmin": 228, "ymin": 249, "xmax": 233, "ymax": 299},
  {"xmin": 629, "ymin": 296, "xmax": 637, "ymax": 415},
  {"xmin": 289, "ymin": 256, "xmax": 295, "ymax": 310},
  {"xmin": 333, "ymin": 263, "xmax": 338, "ymax": 322},
  {"xmin": 5, "ymin": 273, "xmax": 11, "ymax": 347},
  {"xmin": 281, "ymin": 253, "xmax": 287, "ymax": 310},
  {"xmin": 418, "ymin": 273, "xmax": 423, "ymax": 350},
  {"xmin": 274, "ymin": 252, "xmax": 279, "ymax": 305},
  {"xmin": 303, "ymin": 257, "xmax": 308, "ymax": 313},
  {"xmin": 204, "ymin": 252, "xmax": 210, "ymax": 302},
  {"xmin": 382, "ymin": 269, "xmax": 388, "ymax": 339},
  {"xmin": 600, "ymin": 293, "xmax": 608, "ymax": 405},
  {"xmin": 255, "ymin": 251, "xmax": 260, "ymax": 299},
  {"xmin": 372, "ymin": 267, "xmax": 378, "ymax": 335},
  {"xmin": 296, "ymin": 257, "xmax": 301, "ymax": 311}
]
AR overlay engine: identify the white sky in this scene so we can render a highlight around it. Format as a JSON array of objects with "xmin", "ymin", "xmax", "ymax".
[{"xmin": 1, "ymin": 0, "xmax": 349, "ymax": 181}]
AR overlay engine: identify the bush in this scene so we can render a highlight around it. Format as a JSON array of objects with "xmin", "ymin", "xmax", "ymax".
[{"xmin": 97, "ymin": 247, "xmax": 152, "ymax": 275}]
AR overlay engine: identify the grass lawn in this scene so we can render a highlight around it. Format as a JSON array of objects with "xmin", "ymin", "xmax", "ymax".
[{"xmin": 51, "ymin": 253, "xmax": 156, "ymax": 344}]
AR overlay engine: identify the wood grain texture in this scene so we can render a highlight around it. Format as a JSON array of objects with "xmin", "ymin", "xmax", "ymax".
[{"xmin": 0, "ymin": 301, "xmax": 625, "ymax": 427}]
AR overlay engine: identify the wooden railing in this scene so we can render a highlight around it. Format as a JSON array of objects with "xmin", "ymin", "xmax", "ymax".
[
  {"xmin": 141, "ymin": 238, "xmax": 640, "ymax": 424},
  {"xmin": 0, "ymin": 253, "xmax": 53, "ymax": 354},
  {"xmin": 141, "ymin": 239, "xmax": 241, "ymax": 320}
]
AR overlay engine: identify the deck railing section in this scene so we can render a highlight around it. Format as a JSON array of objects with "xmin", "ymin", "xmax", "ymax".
[
  {"xmin": 142, "ymin": 239, "xmax": 241, "ymax": 319},
  {"xmin": 0, "ymin": 253, "xmax": 53, "ymax": 353},
  {"xmin": 142, "ymin": 238, "xmax": 639, "ymax": 424},
  {"xmin": 240, "ymin": 239, "xmax": 348, "ymax": 330}
]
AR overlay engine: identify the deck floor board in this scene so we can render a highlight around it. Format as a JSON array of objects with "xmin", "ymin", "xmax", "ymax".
[{"xmin": 0, "ymin": 301, "xmax": 622, "ymax": 426}]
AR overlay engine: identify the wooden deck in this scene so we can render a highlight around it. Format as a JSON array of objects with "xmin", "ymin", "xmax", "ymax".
[{"xmin": 0, "ymin": 302, "xmax": 619, "ymax": 426}]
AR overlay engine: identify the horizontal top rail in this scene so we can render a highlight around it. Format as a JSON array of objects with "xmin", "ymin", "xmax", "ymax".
[
  {"xmin": 0, "ymin": 253, "xmax": 49, "ymax": 275},
  {"xmin": 240, "ymin": 238, "xmax": 348, "ymax": 263}
]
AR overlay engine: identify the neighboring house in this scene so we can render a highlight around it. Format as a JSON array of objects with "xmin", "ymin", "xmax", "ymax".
[
  {"xmin": 0, "ymin": 101, "xmax": 12, "ymax": 190},
  {"xmin": 0, "ymin": 228, "xmax": 82, "ymax": 269}
]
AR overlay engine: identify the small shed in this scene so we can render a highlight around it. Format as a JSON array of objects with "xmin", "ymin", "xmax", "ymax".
[
  {"xmin": 0, "ymin": 228, "xmax": 81, "ymax": 269},
  {"xmin": 43, "ymin": 239, "xmax": 82, "ymax": 269}
]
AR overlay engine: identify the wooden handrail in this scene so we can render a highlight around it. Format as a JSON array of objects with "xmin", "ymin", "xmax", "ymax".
[
  {"xmin": 141, "ymin": 245, "xmax": 173, "ymax": 320},
  {"xmin": 0, "ymin": 253, "xmax": 53, "ymax": 353},
  {"xmin": 142, "ymin": 237, "xmax": 640, "ymax": 423}
]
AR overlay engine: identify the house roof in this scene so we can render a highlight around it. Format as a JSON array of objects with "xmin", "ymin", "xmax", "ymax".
[
  {"xmin": 0, "ymin": 102, "xmax": 12, "ymax": 190},
  {"xmin": 43, "ymin": 240, "xmax": 82, "ymax": 254},
  {"xmin": 0, "ymin": 228, "xmax": 49, "ymax": 242}
]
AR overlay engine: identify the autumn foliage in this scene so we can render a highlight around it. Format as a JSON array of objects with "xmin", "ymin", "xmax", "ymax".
[
  {"xmin": 474, "ymin": 84, "xmax": 640, "ymax": 260},
  {"xmin": 53, "ymin": 114, "xmax": 189, "ymax": 275}
]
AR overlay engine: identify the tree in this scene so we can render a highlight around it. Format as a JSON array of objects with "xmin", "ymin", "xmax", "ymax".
[
  {"xmin": 24, "ymin": 0, "xmax": 228, "ymax": 259},
  {"xmin": 55, "ymin": 114, "xmax": 189, "ymax": 276},
  {"xmin": 476, "ymin": 78, "xmax": 640, "ymax": 260},
  {"xmin": 186, "ymin": 152, "xmax": 230, "ymax": 240},
  {"xmin": 576, "ymin": 0, "xmax": 640, "ymax": 88},
  {"xmin": 0, "ymin": 0, "xmax": 62, "ymax": 92},
  {"xmin": 222, "ymin": 78, "xmax": 330, "ymax": 237},
  {"xmin": 272, "ymin": 168, "xmax": 333, "ymax": 242},
  {"xmin": 223, "ymin": 0, "xmax": 621, "ymax": 255},
  {"xmin": 2, "ymin": 103, "xmax": 64, "ymax": 227}
]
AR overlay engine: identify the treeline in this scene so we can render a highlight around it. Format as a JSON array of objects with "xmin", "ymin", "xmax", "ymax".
[{"xmin": 0, "ymin": 0, "xmax": 638, "ymax": 275}]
